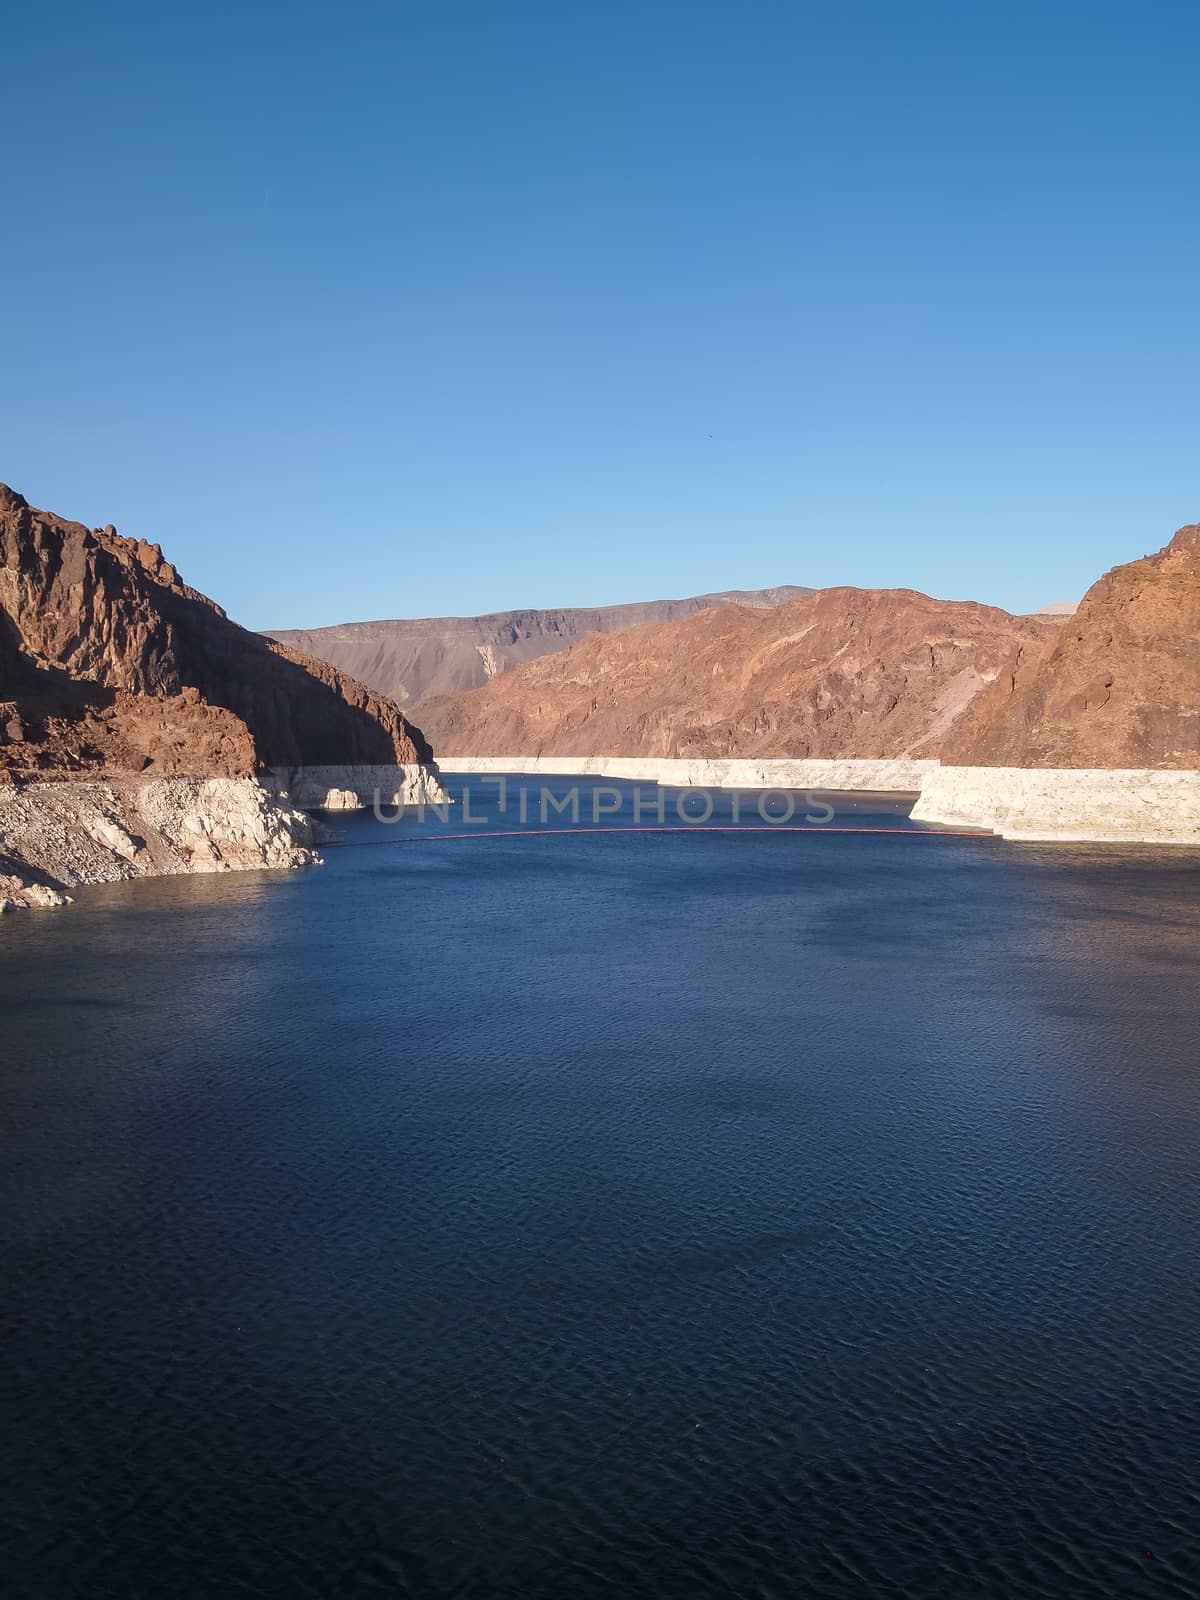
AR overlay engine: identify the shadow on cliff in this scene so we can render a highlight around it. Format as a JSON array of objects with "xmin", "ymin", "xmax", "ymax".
[
  {"xmin": 0, "ymin": 848, "xmax": 69, "ymax": 892},
  {"xmin": 2, "ymin": 490, "xmax": 436, "ymax": 773},
  {"xmin": 1, "ymin": 602, "xmax": 118, "ymax": 726},
  {"xmin": 122, "ymin": 579, "xmax": 435, "ymax": 769}
]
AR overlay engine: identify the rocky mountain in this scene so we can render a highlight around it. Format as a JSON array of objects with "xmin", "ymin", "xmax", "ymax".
[
  {"xmin": 417, "ymin": 587, "xmax": 1054, "ymax": 761},
  {"xmin": 266, "ymin": 586, "xmax": 812, "ymax": 708},
  {"xmin": 0, "ymin": 484, "xmax": 434, "ymax": 781},
  {"xmin": 943, "ymin": 524, "xmax": 1200, "ymax": 768}
]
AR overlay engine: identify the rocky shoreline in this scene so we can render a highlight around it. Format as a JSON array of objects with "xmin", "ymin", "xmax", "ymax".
[
  {"xmin": 0, "ymin": 763, "xmax": 456, "ymax": 913},
  {"xmin": 438, "ymin": 756, "xmax": 1200, "ymax": 845},
  {"xmin": 267, "ymin": 762, "xmax": 450, "ymax": 810},
  {"xmin": 6, "ymin": 755, "xmax": 1194, "ymax": 914},
  {"xmin": 0, "ymin": 484, "xmax": 455, "ymax": 911},
  {"xmin": 0, "ymin": 777, "xmax": 323, "ymax": 912},
  {"xmin": 438, "ymin": 754, "xmax": 938, "ymax": 790},
  {"xmin": 910, "ymin": 766, "xmax": 1200, "ymax": 844}
]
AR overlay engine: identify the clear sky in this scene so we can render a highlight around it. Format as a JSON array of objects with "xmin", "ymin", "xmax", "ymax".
[{"xmin": 4, "ymin": 1, "xmax": 1198, "ymax": 629}]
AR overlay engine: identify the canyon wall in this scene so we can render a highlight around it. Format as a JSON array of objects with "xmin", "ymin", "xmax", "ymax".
[
  {"xmin": 267, "ymin": 586, "xmax": 812, "ymax": 707},
  {"xmin": 0, "ymin": 484, "xmax": 440, "ymax": 778},
  {"xmin": 418, "ymin": 589, "xmax": 1051, "ymax": 760},
  {"xmin": 944, "ymin": 524, "xmax": 1200, "ymax": 768},
  {"xmin": 0, "ymin": 483, "xmax": 449, "ymax": 907},
  {"xmin": 422, "ymin": 523, "xmax": 1200, "ymax": 843}
]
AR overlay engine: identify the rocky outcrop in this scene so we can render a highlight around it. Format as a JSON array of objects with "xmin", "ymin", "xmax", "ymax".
[
  {"xmin": 0, "ymin": 483, "xmax": 439, "ymax": 779},
  {"xmin": 417, "ymin": 588, "xmax": 1053, "ymax": 760},
  {"xmin": 267, "ymin": 763, "xmax": 451, "ymax": 810},
  {"xmin": 266, "ymin": 587, "xmax": 813, "ymax": 707},
  {"xmin": 0, "ymin": 482, "xmax": 448, "ymax": 907},
  {"xmin": 944, "ymin": 525, "xmax": 1200, "ymax": 768},
  {"xmin": 0, "ymin": 874, "xmax": 71, "ymax": 911},
  {"xmin": 911, "ymin": 766, "xmax": 1200, "ymax": 844},
  {"xmin": 0, "ymin": 776, "xmax": 321, "ymax": 910}
]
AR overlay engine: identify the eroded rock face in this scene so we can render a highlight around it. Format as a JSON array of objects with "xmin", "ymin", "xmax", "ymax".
[
  {"xmin": 0, "ymin": 484, "xmax": 434, "ymax": 778},
  {"xmin": 0, "ymin": 482, "xmax": 447, "ymax": 905},
  {"xmin": 0, "ymin": 776, "xmax": 321, "ymax": 905},
  {"xmin": 266, "ymin": 587, "xmax": 814, "ymax": 707},
  {"xmin": 943, "ymin": 525, "xmax": 1200, "ymax": 768},
  {"xmin": 417, "ymin": 588, "xmax": 1053, "ymax": 760},
  {"xmin": 910, "ymin": 765, "xmax": 1200, "ymax": 841}
]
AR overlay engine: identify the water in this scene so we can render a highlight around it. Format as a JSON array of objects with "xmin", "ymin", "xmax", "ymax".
[{"xmin": 3, "ymin": 778, "xmax": 1199, "ymax": 1599}]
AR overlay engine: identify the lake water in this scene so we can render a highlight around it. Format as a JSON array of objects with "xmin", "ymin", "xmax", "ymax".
[{"xmin": 3, "ymin": 777, "xmax": 1200, "ymax": 1598}]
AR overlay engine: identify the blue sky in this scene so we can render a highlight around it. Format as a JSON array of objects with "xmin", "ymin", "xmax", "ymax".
[{"xmin": 4, "ymin": 1, "xmax": 1198, "ymax": 628}]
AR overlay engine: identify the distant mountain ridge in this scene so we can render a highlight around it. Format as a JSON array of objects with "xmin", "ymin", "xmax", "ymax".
[
  {"xmin": 265, "ymin": 586, "xmax": 813, "ymax": 708},
  {"xmin": 416, "ymin": 587, "xmax": 1055, "ymax": 761},
  {"xmin": 416, "ymin": 525, "xmax": 1200, "ymax": 771}
]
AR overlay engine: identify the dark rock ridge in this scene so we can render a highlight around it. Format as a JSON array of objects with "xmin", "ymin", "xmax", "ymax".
[
  {"xmin": 266, "ymin": 586, "xmax": 813, "ymax": 707},
  {"xmin": 943, "ymin": 524, "xmax": 1200, "ymax": 768},
  {"xmin": 0, "ymin": 484, "xmax": 433, "ymax": 780},
  {"xmin": 417, "ymin": 587, "xmax": 1055, "ymax": 760}
]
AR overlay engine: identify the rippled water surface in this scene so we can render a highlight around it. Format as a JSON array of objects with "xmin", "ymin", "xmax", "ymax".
[{"xmin": 3, "ymin": 780, "xmax": 1200, "ymax": 1598}]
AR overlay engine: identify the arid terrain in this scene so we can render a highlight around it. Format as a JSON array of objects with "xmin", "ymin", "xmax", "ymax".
[
  {"xmin": 414, "ymin": 527, "xmax": 1199, "ymax": 770},
  {"xmin": 0, "ymin": 484, "xmax": 434, "ymax": 782},
  {"xmin": 267, "ymin": 586, "xmax": 812, "ymax": 707},
  {"xmin": 416, "ymin": 587, "xmax": 1056, "ymax": 760},
  {"xmin": 943, "ymin": 524, "xmax": 1200, "ymax": 768},
  {"xmin": 3, "ymin": 483, "xmax": 1198, "ymax": 903},
  {"xmin": 0, "ymin": 484, "xmax": 442, "ymax": 907}
]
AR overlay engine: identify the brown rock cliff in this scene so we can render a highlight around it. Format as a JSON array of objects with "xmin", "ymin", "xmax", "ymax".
[
  {"xmin": 0, "ymin": 485, "xmax": 433, "ymax": 779},
  {"xmin": 942, "ymin": 524, "xmax": 1200, "ymax": 767},
  {"xmin": 418, "ymin": 587, "xmax": 1053, "ymax": 760},
  {"xmin": 267, "ymin": 587, "xmax": 813, "ymax": 707}
]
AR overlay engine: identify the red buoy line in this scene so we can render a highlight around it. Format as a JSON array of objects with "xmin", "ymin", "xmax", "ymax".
[{"xmin": 324, "ymin": 823, "xmax": 991, "ymax": 846}]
